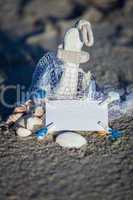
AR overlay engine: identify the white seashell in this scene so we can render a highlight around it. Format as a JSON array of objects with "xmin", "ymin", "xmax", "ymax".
[
  {"xmin": 17, "ymin": 127, "xmax": 32, "ymax": 137},
  {"xmin": 34, "ymin": 106, "xmax": 45, "ymax": 117},
  {"xmin": 27, "ymin": 117, "xmax": 43, "ymax": 131},
  {"xmin": 14, "ymin": 105, "xmax": 26, "ymax": 113},
  {"xmin": 56, "ymin": 132, "xmax": 87, "ymax": 148},
  {"xmin": 6, "ymin": 114, "xmax": 20, "ymax": 124}
]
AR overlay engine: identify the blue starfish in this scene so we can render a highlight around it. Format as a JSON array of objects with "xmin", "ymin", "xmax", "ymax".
[{"xmin": 108, "ymin": 128, "xmax": 123, "ymax": 140}]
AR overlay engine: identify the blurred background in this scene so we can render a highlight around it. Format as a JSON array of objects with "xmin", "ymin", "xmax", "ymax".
[{"xmin": 0, "ymin": 0, "xmax": 133, "ymax": 120}]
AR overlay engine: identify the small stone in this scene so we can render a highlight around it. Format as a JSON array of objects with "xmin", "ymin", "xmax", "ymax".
[
  {"xmin": 124, "ymin": 0, "xmax": 133, "ymax": 15},
  {"xmin": 103, "ymin": 71, "xmax": 119, "ymax": 88},
  {"xmin": 56, "ymin": 132, "xmax": 87, "ymax": 148},
  {"xmin": 83, "ymin": 7, "xmax": 103, "ymax": 23},
  {"xmin": 27, "ymin": 22, "xmax": 58, "ymax": 50},
  {"xmin": 17, "ymin": 127, "xmax": 32, "ymax": 137}
]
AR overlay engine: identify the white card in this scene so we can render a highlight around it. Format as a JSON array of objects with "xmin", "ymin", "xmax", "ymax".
[{"xmin": 46, "ymin": 100, "xmax": 108, "ymax": 131}]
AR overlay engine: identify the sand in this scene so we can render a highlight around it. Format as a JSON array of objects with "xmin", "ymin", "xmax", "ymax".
[{"xmin": 0, "ymin": 114, "xmax": 133, "ymax": 200}]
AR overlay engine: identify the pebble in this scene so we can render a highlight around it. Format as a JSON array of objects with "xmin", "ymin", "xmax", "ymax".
[
  {"xmin": 16, "ymin": 127, "xmax": 32, "ymax": 137},
  {"xmin": 56, "ymin": 132, "xmax": 87, "ymax": 149},
  {"xmin": 83, "ymin": 7, "xmax": 103, "ymax": 23}
]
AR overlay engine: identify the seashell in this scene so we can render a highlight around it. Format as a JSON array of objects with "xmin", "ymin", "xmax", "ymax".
[
  {"xmin": 27, "ymin": 117, "xmax": 44, "ymax": 131},
  {"xmin": 6, "ymin": 101, "xmax": 33, "ymax": 125},
  {"xmin": 34, "ymin": 106, "xmax": 45, "ymax": 117},
  {"xmin": 14, "ymin": 105, "xmax": 27, "ymax": 113},
  {"xmin": 6, "ymin": 113, "xmax": 24, "ymax": 124},
  {"xmin": 97, "ymin": 130, "xmax": 107, "ymax": 137},
  {"xmin": 17, "ymin": 127, "xmax": 32, "ymax": 137},
  {"xmin": 56, "ymin": 132, "xmax": 87, "ymax": 148},
  {"xmin": 17, "ymin": 116, "xmax": 44, "ymax": 132}
]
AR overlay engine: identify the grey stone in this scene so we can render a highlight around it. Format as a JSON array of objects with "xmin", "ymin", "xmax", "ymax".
[
  {"xmin": 27, "ymin": 22, "xmax": 58, "ymax": 50},
  {"xmin": 124, "ymin": 0, "xmax": 133, "ymax": 16},
  {"xmin": 56, "ymin": 132, "xmax": 87, "ymax": 148},
  {"xmin": 83, "ymin": 7, "xmax": 103, "ymax": 23},
  {"xmin": 0, "ymin": 0, "xmax": 72, "ymax": 35},
  {"xmin": 86, "ymin": 0, "xmax": 119, "ymax": 10}
]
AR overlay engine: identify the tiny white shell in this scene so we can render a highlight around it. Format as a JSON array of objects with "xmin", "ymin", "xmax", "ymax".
[
  {"xmin": 27, "ymin": 117, "xmax": 43, "ymax": 131},
  {"xmin": 17, "ymin": 127, "xmax": 32, "ymax": 137},
  {"xmin": 56, "ymin": 132, "xmax": 87, "ymax": 148},
  {"xmin": 34, "ymin": 106, "xmax": 45, "ymax": 117}
]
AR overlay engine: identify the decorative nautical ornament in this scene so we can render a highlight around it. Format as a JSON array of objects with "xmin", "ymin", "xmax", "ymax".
[
  {"xmin": 30, "ymin": 20, "xmax": 108, "ymax": 133},
  {"xmin": 6, "ymin": 20, "xmax": 109, "ymax": 139},
  {"xmin": 30, "ymin": 20, "xmax": 94, "ymax": 100}
]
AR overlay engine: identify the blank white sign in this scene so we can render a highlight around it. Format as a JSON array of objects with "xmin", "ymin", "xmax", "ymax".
[{"xmin": 46, "ymin": 100, "xmax": 108, "ymax": 131}]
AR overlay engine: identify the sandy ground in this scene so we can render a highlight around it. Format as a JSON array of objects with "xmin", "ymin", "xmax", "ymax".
[
  {"xmin": 0, "ymin": 115, "xmax": 133, "ymax": 200},
  {"xmin": 0, "ymin": 1, "xmax": 133, "ymax": 199}
]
